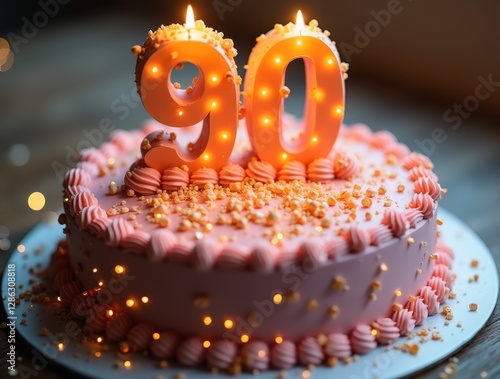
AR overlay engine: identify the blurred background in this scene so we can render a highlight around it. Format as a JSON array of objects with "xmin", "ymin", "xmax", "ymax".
[{"xmin": 0, "ymin": 0, "xmax": 499, "ymax": 376}]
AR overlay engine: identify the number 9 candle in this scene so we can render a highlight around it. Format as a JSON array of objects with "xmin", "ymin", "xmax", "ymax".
[
  {"xmin": 132, "ymin": 6, "xmax": 241, "ymax": 172},
  {"xmin": 244, "ymin": 11, "xmax": 346, "ymax": 167}
]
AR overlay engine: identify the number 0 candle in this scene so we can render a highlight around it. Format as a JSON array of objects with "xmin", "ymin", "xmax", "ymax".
[
  {"xmin": 244, "ymin": 11, "xmax": 346, "ymax": 167},
  {"xmin": 133, "ymin": 6, "xmax": 241, "ymax": 172}
]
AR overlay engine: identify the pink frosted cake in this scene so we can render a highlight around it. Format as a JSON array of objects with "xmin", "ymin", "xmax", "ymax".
[{"xmin": 51, "ymin": 16, "xmax": 453, "ymax": 374}]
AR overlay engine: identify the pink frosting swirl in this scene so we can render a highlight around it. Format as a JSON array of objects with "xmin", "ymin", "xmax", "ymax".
[
  {"xmin": 80, "ymin": 205, "xmax": 107, "ymax": 230},
  {"xmin": 190, "ymin": 167, "xmax": 219, "ymax": 187},
  {"xmin": 299, "ymin": 240, "xmax": 327, "ymax": 267},
  {"xmin": 345, "ymin": 225, "xmax": 370, "ymax": 253},
  {"xmin": 403, "ymin": 152, "xmax": 434, "ymax": 170},
  {"xmin": 246, "ymin": 159, "xmax": 277, "ymax": 182},
  {"xmin": 345, "ymin": 123, "xmax": 372, "ymax": 141},
  {"xmin": 250, "ymin": 244, "xmax": 277, "ymax": 272},
  {"xmin": 127, "ymin": 323, "xmax": 155, "ymax": 352},
  {"xmin": 408, "ymin": 166, "xmax": 439, "ymax": 182},
  {"xmin": 404, "ymin": 297, "xmax": 428, "ymax": 326},
  {"xmin": 350, "ymin": 324, "xmax": 377, "ymax": 354},
  {"xmin": 106, "ymin": 313, "xmax": 133, "ymax": 341},
  {"xmin": 391, "ymin": 308, "xmax": 416, "ymax": 336},
  {"xmin": 105, "ymin": 218, "xmax": 135, "ymax": 247},
  {"xmin": 414, "ymin": 176, "xmax": 441, "ymax": 201},
  {"xmin": 60, "ymin": 280, "xmax": 83, "ymax": 308},
  {"xmin": 80, "ymin": 148, "xmax": 107, "ymax": 167},
  {"xmin": 271, "ymin": 340, "xmax": 296, "ymax": 369},
  {"xmin": 216, "ymin": 244, "xmax": 250, "ymax": 269},
  {"xmin": 76, "ymin": 161, "xmax": 99, "ymax": 177},
  {"xmin": 325, "ymin": 333, "xmax": 351, "ymax": 359},
  {"xmin": 408, "ymin": 193, "xmax": 435, "ymax": 219},
  {"xmin": 100, "ymin": 142, "xmax": 119, "ymax": 159},
  {"xmin": 419, "ymin": 286, "xmax": 440, "ymax": 315},
  {"xmin": 277, "ymin": 250, "xmax": 298, "ymax": 270},
  {"xmin": 385, "ymin": 142, "xmax": 410, "ymax": 160},
  {"xmin": 370, "ymin": 130, "xmax": 397, "ymax": 150},
  {"xmin": 65, "ymin": 184, "xmax": 88, "ymax": 198},
  {"xmin": 207, "ymin": 340, "xmax": 238, "ymax": 370},
  {"xmin": 333, "ymin": 151, "xmax": 360, "ymax": 179},
  {"xmin": 123, "ymin": 230, "xmax": 151, "ymax": 254},
  {"xmin": 241, "ymin": 341, "xmax": 269, "ymax": 372},
  {"xmin": 88, "ymin": 217, "xmax": 111, "ymax": 237},
  {"xmin": 70, "ymin": 293, "xmax": 95, "ymax": 319},
  {"xmin": 369, "ymin": 225, "xmax": 393, "ymax": 246},
  {"xmin": 70, "ymin": 191, "xmax": 98, "ymax": 216},
  {"xmin": 298, "ymin": 337, "xmax": 324, "ymax": 365},
  {"xmin": 433, "ymin": 263, "xmax": 453, "ymax": 288},
  {"xmin": 150, "ymin": 331, "xmax": 179, "ymax": 359},
  {"xmin": 176, "ymin": 337, "xmax": 206, "ymax": 367},
  {"xmin": 372, "ymin": 317, "xmax": 400, "ymax": 345},
  {"xmin": 110, "ymin": 129, "xmax": 137, "ymax": 152},
  {"xmin": 219, "ymin": 163, "xmax": 246, "ymax": 185},
  {"xmin": 161, "ymin": 167, "xmax": 190, "ymax": 191},
  {"xmin": 427, "ymin": 276, "xmax": 450, "ymax": 304},
  {"xmin": 404, "ymin": 208, "xmax": 424, "ymax": 228},
  {"xmin": 326, "ymin": 237, "xmax": 349, "ymax": 258},
  {"xmin": 148, "ymin": 229, "xmax": 178, "ymax": 262},
  {"xmin": 124, "ymin": 166, "xmax": 161, "ymax": 195},
  {"xmin": 437, "ymin": 239, "xmax": 455, "ymax": 260},
  {"xmin": 381, "ymin": 210, "xmax": 408, "ymax": 237},
  {"xmin": 436, "ymin": 251, "xmax": 453, "ymax": 269},
  {"xmin": 53, "ymin": 267, "xmax": 75, "ymax": 291},
  {"xmin": 85, "ymin": 303, "xmax": 109, "ymax": 332},
  {"xmin": 191, "ymin": 240, "xmax": 218, "ymax": 270},
  {"xmin": 307, "ymin": 158, "xmax": 334, "ymax": 182},
  {"xmin": 64, "ymin": 168, "xmax": 91, "ymax": 190},
  {"xmin": 278, "ymin": 161, "xmax": 306, "ymax": 181},
  {"xmin": 167, "ymin": 242, "xmax": 194, "ymax": 263}
]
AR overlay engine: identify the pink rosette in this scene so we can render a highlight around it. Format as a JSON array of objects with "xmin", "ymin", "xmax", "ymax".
[
  {"xmin": 241, "ymin": 341, "xmax": 269, "ymax": 372},
  {"xmin": 207, "ymin": 340, "xmax": 238, "ymax": 370},
  {"xmin": 371, "ymin": 317, "xmax": 400, "ymax": 345},
  {"xmin": 216, "ymin": 244, "xmax": 250, "ymax": 269},
  {"xmin": 80, "ymin": 205, "xmax": 107, "ymax": 230},
  {"xmin": 299, "ymin": 240, "xmax": 327, "ymax": 267},
  {"xmin": 150, "ymin": 331, "xmax": 179, "ymax": 359},
  {"xmin": 124, "ymin": 166, "xmax": 161, "ymax": 195},
  {"xmin": 344, "ymin": 123, "xmax": 372, "ymax": 141},
  {"xmin": 105, "ymin": 218, "xmax": 135, "ymax": 247},
  {"xmin": 64, "ymin": 168, "xmax": 91, "ymax": 190},
  {"xmin": 391, "ymin": 308, "xmax": 416, "ymax": 336},
  {"xmin": 435, "ymin": 251, "xmax": 453, "ymax": 269},
  {"xmin": 191, "ymin": 240, "xmax": 218, "ymax": 270},
  {"xmin": 50, "ymin": 256, "xmax": 70, "ymax": 278},
  {"xmin": 277, "ymin": 250, "xmax": 298, "ymax": 270},
  {"xmin": 53, "ymin": 267, "xmax": 75, "ymax": 291},
  {"xmin": 369, "ymin": 130, "xmax": 397, "ymax": 150},
  {"xmin": 88, "ymin": 217, "xmax": 112, "ymax": 237},
  {"xmin": 250, "ymin": 244, "xmax": 277, "ymax": 272},
  {"xmin": 437, "ymin": 239, "xmax": 455, "ymax": 260},
  {"xmin": 64, "ymin": 184, "xmax": 88, "ymax": 198},
  {"xmin": 219, "ymin": 163, "xmax": 246, "ymax": 185},
  {"xmin": 408, "ymin": 193, "xmax": 435, "ymax": 219},
  {"xmin": 148, "ymin": 229, "xmax": 177, "ymax": 262},
  {"xmin": 333, "ymin": 151, "xmax": 360, "ymax": 179},
  {"xmin": 408, "ymin": 166, "xmax": 439, "ymax": 182},
  {"xmin": 106, "ymin": 313, "xmax": 133, "ymax": 341},
  {"xmin": 414, "ymin": 176, "xmax": 441, "ymax": 201},
  {"xmin": 100, "ymin": 142, "xmax": 119, "ymax": 159},
  {"xmin": 385, "ymin": 142, "xmax": 410, "ymax": 160},
  {"xmin": 245, "ymin": 159, "xmax": 277, "ymax": 183},
  {"xmin": 127, "ymin": 323, "xmax": 155, "ymax": 352},
  {"xmin": 419, "ymin": 286, "xmax": 440, "ymax": 315},
  {"xmin": 404, "ymin": 208, "xmax": 424, "ymax": 228},
  {"xmin": 350, "ymin": 324, "xmax": 377, "ymax": 354},
  {"xmin": 403, "ymin": 152, "xmax": 434, "ymax": 170},
  {"xmin": 85, "ymin": 303, "xmax": 109, "ymax": 332},
  {"xmin": 298, "ymin": 337, "xmax": 324, "ymax": 366},
  {"xmin": 161, "ymin": 167, "xmax": 190, "ymax": 191},
  {"xmin": 70, "ymin": 191, "xmax": 98, "ymax": 216},
  {"xmin": 176, "ymin": 337, "xmax": 206, "ymax": 367},
  {"xmin": 80, "ymin": 148, "xmax": 107, "ymax": 167},
  {"xmin": 326, "ymin": 237, "xmax": 349, "ymax": 259},
  {"xmin": 433, "ymin": 263, "xmax": 453, "ymax": 289},
  {"xmin": 345, "ymin": 224, "xmax": 370, "ymax": 253},
  {"xmin": 325, "ymin": 333, "xmax": 351, "ymax": 359},
  {"xmin": 76, "ymin": 161, "xmax": 99, "ymax": 177},
  {"xmin": 167, "ymin": 242, "xmax": 194, "ymax": 263},
  {"xmin": 427, "ymin": 276, "xmax": 450, "ymax": 304},
  {"xmin": 190, "ymin": 167, "xmax": 219, "ymax": 187},
  {"xmin": 277, "ymin": 160, "xmax": 306, "ymax": 181},
  {"xmin": 271, "ymin": 340, "xmax": 296, "ymax": 369},
  {"xmin": 404, "ymin": 297, "xmax": 428, "ymax": 326},
  {"xmin": 369, "ymin": 225, "xmax": 393, "ymax": 246},
  {"xmin": 70, "ymin": 293, "xmax": 96, "ymax": 319},
  {"xmin": 381, "ymin": 210, "xmax": 408, "ymax": 237},
  {"xmin": 110, "ymin": 129, "xmax": 137, "ymax": 152},
  {"xmin": 307, "ymin": 158, "xmax": 334, "ymax": 182},
  {"xmin": 123, "ymin": 230, "xmax": 151, "ymax": 254},
  {"xmin": 60, "ymin": 280, "xmax": 83, "ymax": 308}
]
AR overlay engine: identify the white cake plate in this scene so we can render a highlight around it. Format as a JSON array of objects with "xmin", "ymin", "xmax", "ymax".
[{"xmin": 2, "ymin": 208, "xmax": 498, "ymax": 379}]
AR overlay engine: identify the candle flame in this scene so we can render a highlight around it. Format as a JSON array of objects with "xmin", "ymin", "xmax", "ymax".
[
  {"xmin": 186, "ymin": 5, "xmax": 195, "ymax": 29},
  {"xmin": 296, "ymin": 10, "xmax": 305, "ymax": 31}
]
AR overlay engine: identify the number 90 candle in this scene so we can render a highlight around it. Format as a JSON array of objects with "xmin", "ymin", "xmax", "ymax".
[
  {"xmin": 244, "ymin": 11, "xmax": 346, "ymax": 167},
  {"xmin": 132, "ymin": 6, "xmax": 241, "ymax": 172}
]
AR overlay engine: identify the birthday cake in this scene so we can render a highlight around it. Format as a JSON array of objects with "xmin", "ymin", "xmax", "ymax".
[{"xmin": 52, "ymin": 12, "xmax": 453, "ymax": 374}]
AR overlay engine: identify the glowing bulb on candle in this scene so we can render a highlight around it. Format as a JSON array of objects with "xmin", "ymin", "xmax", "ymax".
[
  {"xmin": 186, "ymin": 5, "xmax": 195, "ymax": 29},
  {"xmin": 296, "ymin": 10, "xmax": 305, "ymax": 31}
]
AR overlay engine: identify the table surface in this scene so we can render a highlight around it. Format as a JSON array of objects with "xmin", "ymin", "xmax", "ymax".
[{"xmin": 0, "ymin": 11, "xmax": 499, "ymax": 379}]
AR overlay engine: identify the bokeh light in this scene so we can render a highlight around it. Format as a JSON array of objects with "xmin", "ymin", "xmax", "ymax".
[
  {"xmin": 8, "ymin": 144, "xmax": 30, "ymax": 166},
  {"xmin": 28, "ymin": 192, "xmax": 46, "ymax": 211},
  {"xmin": 0, "ymin": 38, "xmax": 14, "ymax": 72}
]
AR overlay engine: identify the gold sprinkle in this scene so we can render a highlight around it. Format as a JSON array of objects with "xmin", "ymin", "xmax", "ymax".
[
  {"xmin": 471, "ymin": 259, "xmax": 479, "ymax": 268},
  {"xmin": 286, "ymin": 290, "xmax": 300, "ymax": 304},
  {"xmin": 331, "ymin": 275, "xmax": 347, "ymax": 291},
  {"xmin": 371, "ymin": 280, "xmax": 382, "ymax": 291},
  {"xmin": 430, "ymin": 253, "xmax": 439, "ymax": 260},
  {"xmin": 328, "ymin": 305, "xmax": 340, "ymax": 319},
  {"xmin": 379, "ymin": 263, "xmax": 388, "ymax": 272},
  {"xmin": 193, "ymin": 294, "xmax": 211, "ymax": 309},
  {"xmin": 469, "ymin": 303, "xmax": 478, "ymax": 312},
  {"xmin": 431, "ymin": 332, "xmax": 441, "ymax": 340},
  {"xmin": 407, "ymin": 237, "xmax": 414, "ymax": 245},
  {"xmin": 307, "ymin": 299, "xmax": 318, "ymax": 311}
]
